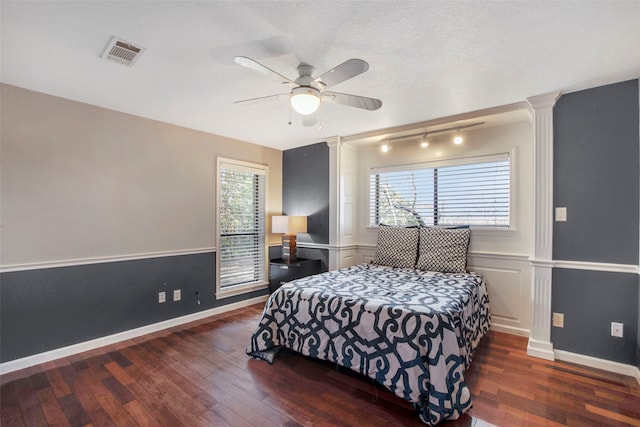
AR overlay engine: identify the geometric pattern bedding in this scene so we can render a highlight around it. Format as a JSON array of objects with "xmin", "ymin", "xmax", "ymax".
[{"xmin": 247, "ymin": 263, "xmax": 490, "ymax": 426}]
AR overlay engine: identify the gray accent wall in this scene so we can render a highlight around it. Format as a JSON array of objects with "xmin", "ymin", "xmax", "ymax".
[
  {"xmin": 0, "ymin": 253, "xmax": 268, "ymax": 362},
  {"xmin": 553, "ymin": 79, "xmax": 639, "ymax": 264},
  {"xmin": 551, "ymin": 269, "xmax": 638, "ymax": 365},
  {"xmin": 281, "ymin": 142, "xmax": 330, "ymax": 271},
  {"xmin": 552, "ymin": 79, "xmax": 639, "ymax": 365},
  {"xmin": 282, "ymin": 142, "xmax": 330, "ymax": 245}
]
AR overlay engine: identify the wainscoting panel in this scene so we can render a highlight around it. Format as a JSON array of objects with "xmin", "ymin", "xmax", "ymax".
[
  {"xmin": 468, "ymin": 253, "xmax": 531, "ymax": 336},
  {"xmin": 474, "ymin": 267, "xmax": 521, "ymax": 321},
  {"xmin": 355, "ymin": 246, "xmax": 531, "ymax": 336},
  {"xmin": 328, "ymin": 246, "xmax": 358, "ymax": 270},
  {"xmin": 356, "ymin": 246, "xmax": 377, "ymax": 265}
]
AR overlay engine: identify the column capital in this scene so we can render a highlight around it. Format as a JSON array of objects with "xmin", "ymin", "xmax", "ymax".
[
  {"xmin": 526, "ymin": 91, "xmax": 561, "ymax": 111},
  {"xmin": 325, "ymin": 136, "xmax": 342, "ymax": 148}
]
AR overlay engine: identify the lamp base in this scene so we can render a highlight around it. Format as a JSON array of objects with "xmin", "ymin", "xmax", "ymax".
[{"xmin": 281, "ymin": 234, "xmax": 297, "ymax": 263}]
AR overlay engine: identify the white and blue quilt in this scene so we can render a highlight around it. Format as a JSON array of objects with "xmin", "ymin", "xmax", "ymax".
[{"xmin": 247, "ymin": 263, "xmax": 490, "ymax": 425}]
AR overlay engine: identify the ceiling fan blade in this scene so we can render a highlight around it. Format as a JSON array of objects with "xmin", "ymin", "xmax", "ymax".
[
  {"xmin": 322, "ymin": 91, "xmax": 382, "ymax": 111},
  {"xmin": 234, "ymin": 93, "xmax": 289, "ymax": 105},
  {"xmin": 234, "ymin": 56, "xmax": 296, "ymax": 87},
  {"xmin": 314, "ymin": 59, "xmax": 369, "ymax": 89}
]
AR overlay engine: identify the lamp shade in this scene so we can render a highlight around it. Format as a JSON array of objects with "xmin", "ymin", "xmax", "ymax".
[{"xmin": 272, "ymin": 215, "xmax": 307, "ymax": 234}]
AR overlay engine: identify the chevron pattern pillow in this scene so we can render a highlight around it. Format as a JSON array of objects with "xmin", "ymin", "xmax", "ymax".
[
  {"xmin": 372, "ymin": 225, "xmax": 419, "ymax": 268},
  {"xmin": 416, "ymin": 227, "xmax": 471, "ymax": 273}
]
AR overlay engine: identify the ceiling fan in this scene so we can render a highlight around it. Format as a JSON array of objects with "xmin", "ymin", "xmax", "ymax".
[{"xmin": 233, "ymin": 56, "xmax": 382, "ymax": 120}]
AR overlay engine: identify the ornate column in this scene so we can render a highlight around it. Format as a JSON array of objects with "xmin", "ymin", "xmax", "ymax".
[
  {"xmin": 326, "ymin": 136, "xmax": 357, "ymax": 270},
  {"xmin": 526, "ymin": 92, "xmax": 561, "ymax": 360}
]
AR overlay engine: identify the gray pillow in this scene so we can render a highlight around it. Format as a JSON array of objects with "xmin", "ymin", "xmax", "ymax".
[
  {"xmin": 416, "ymin": 227, "xmax": 471, "ymax": 273},
  {"xmin": 372, "ymin": 225, "xmax": 419, "ymax": 268}
]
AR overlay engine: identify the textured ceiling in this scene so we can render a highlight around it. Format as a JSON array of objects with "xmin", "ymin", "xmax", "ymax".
[{"xmin": 2, "ymin": 1, "xmax": 640, "ymax": 150}]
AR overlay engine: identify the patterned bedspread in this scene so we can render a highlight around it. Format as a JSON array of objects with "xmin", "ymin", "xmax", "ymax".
[{"xmin": 247, "ymin": 263, "xmax": 490, "ymax": 425}]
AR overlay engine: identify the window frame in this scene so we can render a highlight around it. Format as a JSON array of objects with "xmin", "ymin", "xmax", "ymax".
[
  {"xmin": 215, "ymin": 157, "xmax": 269, "ymax": 299},
  {"xmin": 367, "ymin": 151, "xmax": 516, "ymax": 231}
]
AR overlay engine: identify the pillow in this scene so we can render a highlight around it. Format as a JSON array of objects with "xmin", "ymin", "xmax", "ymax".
[
  {"xmin": 372, "ymin": 225, "xmax": 419, "ymax": 268},
  {"xmin": 416, "ymin": 227, "xmax": 471, "ymax": 273}
]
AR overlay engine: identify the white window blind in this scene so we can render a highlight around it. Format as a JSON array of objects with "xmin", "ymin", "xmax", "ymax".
[
  {"xmin": 369, "ymin": 154, "xmax": 510, "ymax": 227},
  {"xmin": 218, "ymin": 161, "xmax": 266, "ymax": 290}
]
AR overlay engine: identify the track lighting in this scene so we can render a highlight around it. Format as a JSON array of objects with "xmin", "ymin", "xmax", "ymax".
[
  {"xmin": 420, "ymin": 135, "xmax": 429, "ymax": 148},
  {"xmin": 385, "ymin": 122, "xmax": 481, "ymax": 150}
]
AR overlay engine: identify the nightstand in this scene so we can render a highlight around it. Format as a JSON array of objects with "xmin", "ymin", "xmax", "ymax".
[{"xmin": 269, "ymin": 258, "xmax": 322, "ymax": 294}]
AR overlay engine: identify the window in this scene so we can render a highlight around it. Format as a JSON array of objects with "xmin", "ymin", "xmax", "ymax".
[
  {"xmin": 217, "ymin": 158, "xmax": 267, "ymax": 297},
  {"xmin": 369, "ymin": 154, "xmax": 510, "ymax": 227}
]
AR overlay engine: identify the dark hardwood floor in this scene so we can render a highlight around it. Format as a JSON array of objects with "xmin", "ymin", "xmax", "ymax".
[{"xmin": 1, "ymin": 303, "xmax": 639, "ymax": 426}]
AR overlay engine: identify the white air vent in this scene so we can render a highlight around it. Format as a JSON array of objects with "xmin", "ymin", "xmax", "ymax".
[{"xmin": 101, "ymin": 37, "xmax": 145, "ymax": 67}]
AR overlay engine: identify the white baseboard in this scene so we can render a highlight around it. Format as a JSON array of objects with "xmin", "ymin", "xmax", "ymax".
[
  {"xmin": 554, "ymin": 349, "xmax": 640, "ymax": 385},
  {"xmin": 490, "ymin": 323, "xmax": 530, "ymax": 337},
  {"xmin": 0, "ymin": 295, "xmax": 268, "ymax": 376},
  {"xmin": 527, "ymin": 338, "xmax": 555, "ymax": 361}
]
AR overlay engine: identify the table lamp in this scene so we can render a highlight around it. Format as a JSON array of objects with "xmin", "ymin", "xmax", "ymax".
[{"xmin": 272, "ymin": 215, "xmax": 307, "ymax": 263}]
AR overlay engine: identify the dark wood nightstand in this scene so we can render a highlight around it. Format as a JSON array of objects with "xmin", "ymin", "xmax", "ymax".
[{"xmin": 268, "ymin": 258, "xmax": 322, "ymax": 294}]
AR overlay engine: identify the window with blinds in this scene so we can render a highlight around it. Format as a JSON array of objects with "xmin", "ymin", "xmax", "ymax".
[
  {"xmin": 217, "ymin": 159, "xmax": 267, "ymax": 296},
  {"xmin": 369, "ymin": 154, "xmax": 510, "ymax": 227}
]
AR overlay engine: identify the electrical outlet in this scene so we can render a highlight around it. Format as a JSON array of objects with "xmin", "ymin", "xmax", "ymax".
[
  {"xmin": 611, "ymin": 322, "xmax": 623, "ymax": 338},
  {"xmin": 173, "ymin": 289, "xmax": 181, "ymax": 302},
  {"xmin": 158, "ymin": 291, "xmax": 166, "ymax": 303},
  {"xmin": 552, "ymin": 312, "xmax": 564, "ymax": 328}
]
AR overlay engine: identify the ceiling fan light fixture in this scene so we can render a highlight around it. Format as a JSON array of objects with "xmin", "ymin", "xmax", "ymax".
[{"xmin": 290, "ymin": 87, "xmax": 321, "ymax": 115}]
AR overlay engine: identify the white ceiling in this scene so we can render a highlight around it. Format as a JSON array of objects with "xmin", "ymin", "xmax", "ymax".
[{"xmin": 2, "ymin": 1, "xmax": 640, "ymax": 151}]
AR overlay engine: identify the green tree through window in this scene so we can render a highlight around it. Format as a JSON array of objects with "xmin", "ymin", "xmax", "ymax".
[{"xmin": 218, "ymin": 160, "xmax": 266, "ymax": 293}]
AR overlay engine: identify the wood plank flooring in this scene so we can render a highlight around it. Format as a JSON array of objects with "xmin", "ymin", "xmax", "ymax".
[{"xmin": 1, "ymin": 303, "xmax": 639, "ymax": 426}]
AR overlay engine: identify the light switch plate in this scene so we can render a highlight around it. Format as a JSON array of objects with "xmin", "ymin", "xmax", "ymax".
[
  {"xmin": 173, "ymin": 289, "xmax": 181, "ymax": 301},
  {"xmin": 555, "ymin": 207, "xmax": 567, "ymax": 222},
  {"xmin": 552, "ymin": 312, "xmax": 564, "ymax": 328}
]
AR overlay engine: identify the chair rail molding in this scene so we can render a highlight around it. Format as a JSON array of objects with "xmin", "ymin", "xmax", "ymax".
[
  {"xmin": 0, "ymin": 247, "xmax": 216, "ymax": 273},
  {"xmin": 526, "ymin": 91, "xmax": 561, "ymax": 360}
]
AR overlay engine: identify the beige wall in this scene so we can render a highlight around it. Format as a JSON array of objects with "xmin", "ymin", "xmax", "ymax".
[{"xmin": 0, "ymin": 84, "xmax": 282, "ymax": 267}]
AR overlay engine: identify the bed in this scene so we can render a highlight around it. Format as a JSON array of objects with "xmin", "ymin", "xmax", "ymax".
[{"xmin": 248, "ymin": 226, "xmax": 490, "ymax": 425}]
